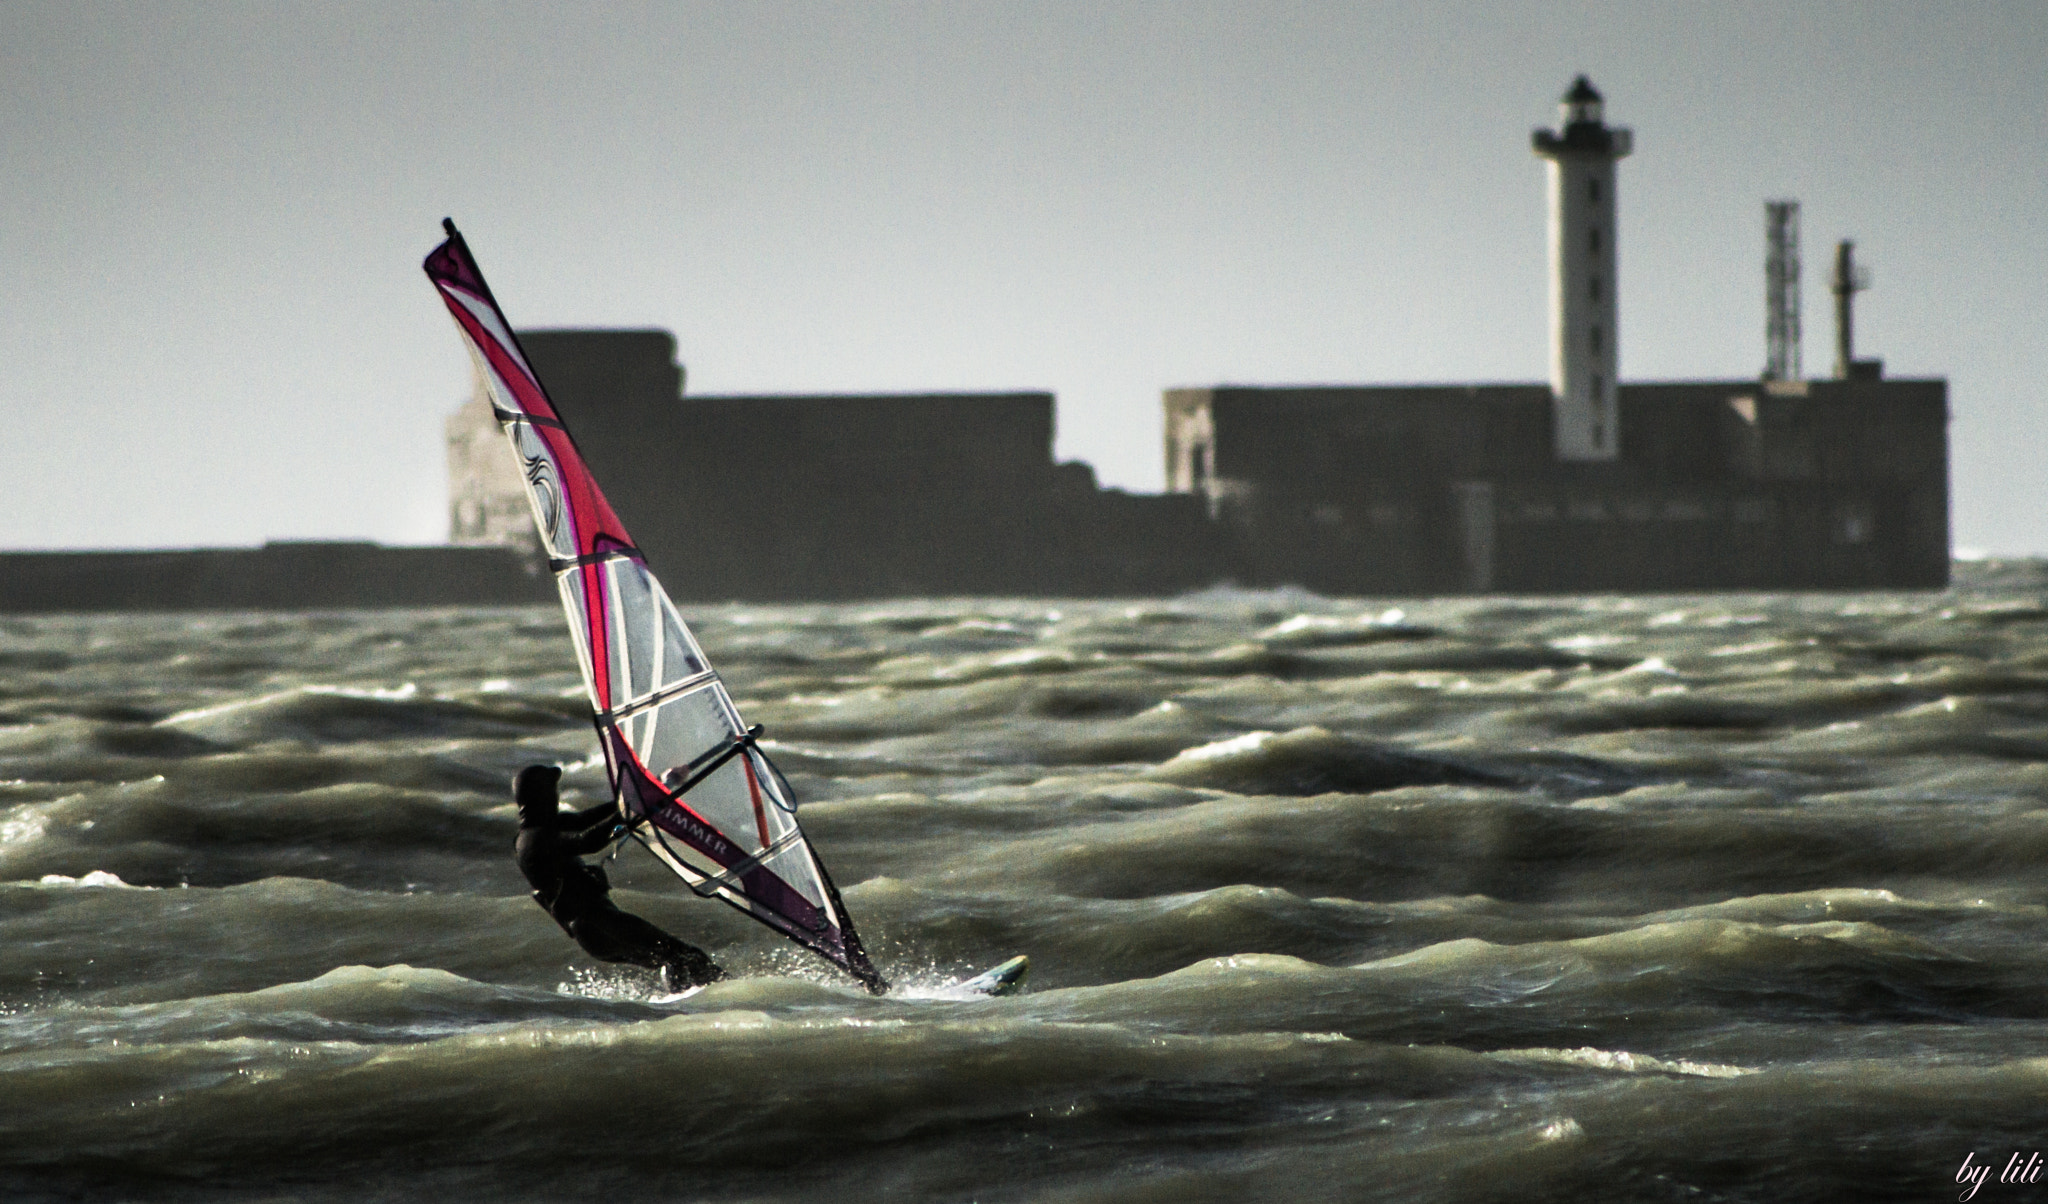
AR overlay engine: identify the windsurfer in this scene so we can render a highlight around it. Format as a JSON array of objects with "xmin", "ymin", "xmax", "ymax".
[{"xmin": 513, "ymin": 764, "xmax": 725, "ymax": 991}]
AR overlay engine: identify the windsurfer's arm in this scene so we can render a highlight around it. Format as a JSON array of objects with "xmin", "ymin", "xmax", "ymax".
[
  {"xmin": 563, "ymin": 799, "xmax": 619, "ymax": 831},
  {"xmin": 559, "ymin": 801, "xmax": 625, "ymax": 854}
]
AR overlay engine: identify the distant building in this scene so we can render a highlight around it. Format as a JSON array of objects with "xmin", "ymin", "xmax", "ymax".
[
  {"xmin": 437, "ymin": 77, "xmax": 1947, "ymax": 602},
  {"xmin": 1159, "ymin": 77, "xmax": 1948, "ymax": 594},
  {"xmin": 447, "ymin": 330, "xmax": 1220, "ymax": 599},
  {"xmin": 1163, "ymin": 378, "xmax": 1948, "ymax": 594}
]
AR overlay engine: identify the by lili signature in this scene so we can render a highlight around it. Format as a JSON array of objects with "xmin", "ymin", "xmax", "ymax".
[{"xmin": 1959, "ymin": 1152, "xmax": 2044, "ymax": 1200}]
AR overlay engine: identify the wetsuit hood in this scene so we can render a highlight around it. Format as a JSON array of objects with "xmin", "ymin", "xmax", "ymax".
[{"xmin": 514, "ymin": 764, "xmax": 563, "ymax": 827}]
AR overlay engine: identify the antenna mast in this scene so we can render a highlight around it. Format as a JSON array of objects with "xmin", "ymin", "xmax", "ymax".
[
  {"xmin": 1831, "ymin": 239, "xmax": 1871, "ymax": 379},
  {"xmin": 1763, "ymin": 201, "xmax": 1801, "ymax": 381}
]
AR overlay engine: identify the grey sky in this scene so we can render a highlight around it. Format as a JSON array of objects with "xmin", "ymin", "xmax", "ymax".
[{"xmin": 5, "ymin": 2, "xmax": 2043, "ymax": 554}]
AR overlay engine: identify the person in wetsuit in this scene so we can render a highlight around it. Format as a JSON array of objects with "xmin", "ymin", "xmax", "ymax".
[{"xmin": 513, "ymin": 764, "xmax": 724, "ymax": 991}]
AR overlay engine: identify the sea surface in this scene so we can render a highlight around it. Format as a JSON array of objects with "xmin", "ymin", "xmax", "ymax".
[{"xmin": 6, "ymin": 564, "xmax": 2048, "ymax": 1202}]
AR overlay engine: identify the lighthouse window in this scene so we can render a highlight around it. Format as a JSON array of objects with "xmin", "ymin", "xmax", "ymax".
[
  {"xmin": 1588, "ymin": 227, "xmax": 1601, "ymax": 254},
  {"xmin": 1589, "ymin": 324, "xmax": 1602, "ymax": 353},
  {"xmin": 1589, "ymin": 178, "xmax": 1601, "ymax": 203},
  {"xmin": 1589, "ymin": 274, "xmax": 1602, "ymax": 301}
]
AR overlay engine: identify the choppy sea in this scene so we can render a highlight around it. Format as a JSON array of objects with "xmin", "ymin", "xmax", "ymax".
[{"xmin": 7, "ymin": 563, "xmax": 2048, "ymax": 1202}]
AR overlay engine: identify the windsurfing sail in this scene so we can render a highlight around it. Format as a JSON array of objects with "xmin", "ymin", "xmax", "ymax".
[{"xmin": 423, "ymin": 220, "xmax": 887, "ymax": 993}]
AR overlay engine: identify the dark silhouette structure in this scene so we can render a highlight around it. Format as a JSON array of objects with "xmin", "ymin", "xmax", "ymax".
[
  {"xmin": 0, "ymin": 354, "xmax": 1951, "ymax": 611},
  {"xmin": 448, "ymin": 329, "xmax": 1222, "ymax": 601},
  {"xmin": 0, "ymin": 542, "xmax": 550, "ymax": 612},
  {"xmin": 1831, "ymin": 240, "xmax": 1884, "ymax": 381},
  {"xmin": 1165, "ymin": 378, "xmax": 1949, "ymax": 594},
  {"xmin": 442, "ymin": 329, "xmax": 1948, "ymax": 601}
]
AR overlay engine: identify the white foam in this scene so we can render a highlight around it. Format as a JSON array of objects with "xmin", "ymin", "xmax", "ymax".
[
  {"xmin": 1551, "ymin": 633, "xmax": 1631, "ymax": 651},
  {"xmin": 1259, "ymin": 608, "xmax": 1412, "ymax": 642},
  {"xmin": 37, "ymin": 870, "xmax": 151, "ymax": 889},
  {"xmin": 555, "ymin": 964, "xmax": 665, "ymax": 1001},
  {"xmin": 2, "ymin": 812, "xmax": 47, "ymax": 846},
  {"xmin": 1495, "ymin": 1045, "xmax": 1756, "ymax": 1078},
  {"xmin": 1170, "ymin": 730, "xmax": 1277, "ymax": 762},
  {"xmin": 1538, "ymin": 1117, "xmax": 1585, "ymax": 1141},
  {"xmin": 161, "ymin": 682, "xmax": 422, "ymax": 728},
  {"xmin": 306, "ymin": 682, "xmax": 420, "ymax": 701}
]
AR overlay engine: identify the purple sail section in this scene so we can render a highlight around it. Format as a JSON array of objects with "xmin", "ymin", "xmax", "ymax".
[
  {"xmin": 606, "ymin": 728, "xmax": 850, "ymax": 963},
  {"xmin": 423, "ymin": 237, "xmax": 488, "ymax": 299}
]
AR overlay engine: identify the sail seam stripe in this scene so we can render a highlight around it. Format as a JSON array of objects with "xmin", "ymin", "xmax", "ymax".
[
  {"xmin": 597, "ymin": 670, "xmax": 720, "ymax": 722},
  {"xmin": 549, "ymin": 550, "xmax": 640, "ymax": 571},
  {"xmin": 492, "ymin": 406, "xmax": 568, "ymax": 432},
  {"xmin": 683, "ymin": 829, "xmax": 806, "ymax": 900}
]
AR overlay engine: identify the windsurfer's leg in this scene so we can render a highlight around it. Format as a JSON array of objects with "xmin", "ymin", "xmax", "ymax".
[
  {"xmin": 630, "ymin": 913, "xmax": 725, "ymax": 988},
  {"xmin": 566, "ymin": 905, "xmax": 724, "ymax": 987}
]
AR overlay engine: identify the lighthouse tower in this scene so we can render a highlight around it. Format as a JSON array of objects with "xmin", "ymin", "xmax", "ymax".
[{"xmin": 1532, "ymin": 76, "xmax": 1632, "ymax": 460}]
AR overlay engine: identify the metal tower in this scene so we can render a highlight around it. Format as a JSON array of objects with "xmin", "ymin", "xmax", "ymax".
[{"xmin": 1763, "ymin": 201, "xmax": 1801, "ymax": 381}]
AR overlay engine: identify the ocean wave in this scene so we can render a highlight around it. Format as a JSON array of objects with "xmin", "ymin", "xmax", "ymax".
[
  {"xmin": 6, "ymin": 585, "xmax": 2048, "ymax": 1201},
  {"xmin": 161, "ymin": 685, "xmax": 583, "ymax": 747},
  {"xmin": 1145, "ymin": 726, "xmax": 1507, "ymax": 796}
]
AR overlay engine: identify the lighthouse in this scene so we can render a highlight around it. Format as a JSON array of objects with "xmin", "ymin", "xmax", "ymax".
[{"xmin": 1532, "ymin": 76, "xmax": 1632, "ymax": 461}]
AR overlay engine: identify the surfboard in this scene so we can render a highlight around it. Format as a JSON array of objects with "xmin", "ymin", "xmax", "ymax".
[
  {"xmin": 648, "ymin": 957, "xmax": 1023, "ymax": 1000},
  {"xmin": 955, "ymin": 954, "xmax": 1029, "ymax": 997}
]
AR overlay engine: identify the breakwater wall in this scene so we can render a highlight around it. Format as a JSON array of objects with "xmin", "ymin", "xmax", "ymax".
[{"xmin": 0, "ymin": 543, "xmax": 554, "ymax": 613}]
